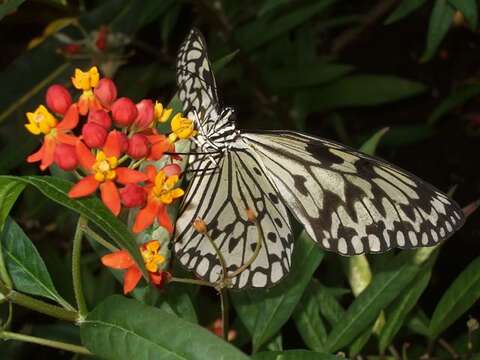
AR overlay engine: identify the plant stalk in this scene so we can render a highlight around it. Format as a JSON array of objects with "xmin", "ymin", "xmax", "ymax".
[
  {"xmin": 0, "ymin": 282, "xmax": 77, "ymax": 322},
  {"xmin": 0, "ymin": 330, "xmax": 92, "ymax": 355},
  {"xmin": 72, "ymin": 216, "xmax": 88, "ymax": 319}
]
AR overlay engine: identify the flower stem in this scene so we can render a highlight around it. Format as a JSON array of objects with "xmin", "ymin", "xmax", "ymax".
[
  {"xmin": 0, "ymin": 330, "xmax": 92, "ymax": 356},
  {"xmin": 169, "ymin": 276, "xmax": 215, "ymax": 287},
  {"xmin": 0, "ymin": 282, "xmax": 77, "ymax": 322},
  {"xmin": 0, "ymin": 236, "xmax": 13, "ymax": 288},
  {"xmin": 72, "ymin": 216, "xmax": 88, "ymax": 319},
  {"xmin": 83, "ymin": 225, "xmax": 118, "ymax": 252},
  {"xmin": 220, "ymin": 288, "xmax": 229, "ymax": 340}
]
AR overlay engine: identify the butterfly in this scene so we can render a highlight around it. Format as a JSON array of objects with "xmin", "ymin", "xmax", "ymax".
[{"xmin": 173, "ymin": 28, "xmax": 465, "ymax": 289}]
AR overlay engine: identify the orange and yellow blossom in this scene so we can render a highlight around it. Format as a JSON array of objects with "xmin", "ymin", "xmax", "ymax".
[
  {"xmin": 168, "ymin": 113, "xmax": 197, "ymax": 143},
  {"xmin": 132, "ymin": 164, "xmax": 184, "ymax": 233},
  {"xmin": 101, "ymin": 240, "xmax": 169, "ymax": 294},
  {"xmin": 26, "ymin": 104, "xmax": 79, "ymax": 170},
  {"xmin": 68, "ymin": 130, "xmax": 147, "ymax": 215},
  {"xmin": 72, "ymin": 66, "xmax": 102, "ymax": 115}
]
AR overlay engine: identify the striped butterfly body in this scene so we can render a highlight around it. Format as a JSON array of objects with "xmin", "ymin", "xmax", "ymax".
[{"xmin": 173, "ymin": 28, "xmax": 465, "ymax": 289}]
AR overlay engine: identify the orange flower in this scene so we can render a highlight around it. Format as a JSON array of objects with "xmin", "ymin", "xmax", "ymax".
[
  {"xmin": 101, "ymin": 240, "xmax": 169, "ymax": 294},
  {"xmin": 26, "ymin": 104, "xmax": 79, "ymax": 170},
  {"xmin": 68, "ymin": 130, "xmax": 147, "ymax": 215},
  {"xmin": 132, "ymin": 164, "xmax": 183, "ymax": 233},
  {"xmin": 72, "ymin": 66, "xmax": 102, "ymax": 115}
]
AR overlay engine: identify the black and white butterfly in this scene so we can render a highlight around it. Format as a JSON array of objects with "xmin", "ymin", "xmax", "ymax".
[{"xmin": 173, "ymin": 28, "xmax": 465, "ymax": 289}]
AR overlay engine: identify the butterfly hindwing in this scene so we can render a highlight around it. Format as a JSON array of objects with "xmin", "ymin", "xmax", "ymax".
[
  {"xmin": 243, "ymin": 131, "xmax": 465, "ymax": 255},
  {"xmin": 174, "ymin": 145, "xmax": 294, "ymax": 288}
]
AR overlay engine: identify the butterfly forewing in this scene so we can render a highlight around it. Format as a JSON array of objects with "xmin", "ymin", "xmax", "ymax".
[
  {"xmin": 174, "ymin": 146, "xmax": 294, "ymax": 288},
  {"xmin": 176, "ymin": 28, "xmax": 220, "ymax": 132},
  {"xmin": 243, "ymin": 131, "xmax": 465, "ymax": 255}
]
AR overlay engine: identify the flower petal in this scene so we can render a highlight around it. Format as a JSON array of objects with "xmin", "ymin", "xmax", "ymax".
[
  {"xmin": 75, "ymin": 141, "xmax": 96, "ymax": 170},
  {"xmin": 132, "ymin": 199, "xmax": 159, "ymax": 233},
  {"xmin": 163, "ymin": 163, "xmax": 182, "ymax": 177},
  {"xmin": 68, "ymin": 175, "xmax": 99, "ymax": 198},
  {"xmin": 101, "ymin": 250, "xmax": 135, "ymax": 269},
  {"xmin": 40, "ymin": 137, "xmax": 56, "ymax": 170},
  {"xmin": 116, "ymin": 168, "xmax": 148, "ymax": 185},
  {"xmin": 123, "ymin": 266, "xmax": 142, "ymax": 294},
  {"xmin": 100, "ymin": 181, "xmax": 121, "ymax": 216},
  {"xmin": 57, "ymin": 104, "xmax": 79, "ymax": 130},
  {"xmin": 57, "ymin": 132, "xmax": 78, "ymax": 146},
  {"xmin": 27, "ymin": 143, "xmax": 46, "ymax": 163},
  {"xmin": 103, "ymin": 130, "xmax": 122, "ymax": 158},
  {"xmin": 157, "ymin": 204, "xmax": 173, "ymax": 234}
]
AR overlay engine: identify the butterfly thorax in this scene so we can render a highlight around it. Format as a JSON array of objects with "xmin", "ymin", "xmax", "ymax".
[{"xmin": 193, "ymin": 107, "xmax": 243, "ymax": 153}]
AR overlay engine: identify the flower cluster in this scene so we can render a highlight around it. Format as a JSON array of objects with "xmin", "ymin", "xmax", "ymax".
[{"xmin": 25, "ymin": 66, "xmax": 196, "ymax": 292}]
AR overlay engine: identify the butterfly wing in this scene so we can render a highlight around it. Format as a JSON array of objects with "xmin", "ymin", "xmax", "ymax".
[
  {"xmin": 176, "ymin": 28, "xmax": 220, "ymax": 132},
  {"xmin": 174, "ymin": 145, "xmax": 294, "ymax": 288},
  {"xmin": 243, "ymin": 130, "xmax": 465, "ymax": 255}
]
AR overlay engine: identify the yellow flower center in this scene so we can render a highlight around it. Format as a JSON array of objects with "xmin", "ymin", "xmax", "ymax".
[
  {"xmin": 141, "ymin": 241, "xmax": 165, "ymax": 273},
  {"xmin": 168, "ymin": 113, "xmax": 197, "ymax": 143},
  {"xmin": 25, "ymin": 105, "xmax": 58, "ymax": 136},
  {"xmin": 72, "ymin": 66, "xmax": 100, "ymax": 91},
  {"xmin": 152, "ymin": 170, "xmax": 184, "ymax": 205},
  {"xmin": 93, "ymin": 151, "xmax": 117, "ymax": 182}
]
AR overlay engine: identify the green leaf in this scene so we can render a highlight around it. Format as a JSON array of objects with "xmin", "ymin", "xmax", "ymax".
[
  {"xmin": 421, "ymin": 0, "xmax": 455, "ymax": 62},
  {"xmin": 0, "ymin": 178, "xmax": 25, "ymax": 231},
  {"xmin": 316, "ymin": 282, "xmax": 346, "ymax": 327},
  {"xmin": 231, "ymin": 232, "xmax": 324, "ymax": 352},
  {"xmin": 81, "ymin": 295, "xmax": 249, "ymax": 360},
  {"xmin": 359, "ymin": 127, "xmax": 389, "ymax": 156},
  {"xmin": 236, "ymin": 0, "xmax": 337, "ymax": 52},
  {"xmin": 1, "ymin": 218, "xmax": 71, "ymax": 308},
  {"xmin": 448, "ymin": 0, "xmax": 477, "ymax": 29},
  {"xmin": 429, "ymin": 256, "xmax": 480, "ymax": 339},
  {"xmin": 384, "ymin": 0, "xmax": 428, "ymax": 25},
  {"xmin": 293, "ymin": 282, "xmax": 328, "ymax": 352},
  {"xmin": 257, "ymin": 0, "xmax": 291, "ymax": 17},
  {"xmin": 264, "ymin": 64, "xmax": 354, "ymax": 90},
  {"xmin": 0, "ymin": 176, "xmax": 146, "ymax": 277},
  {"xmin": 428, "ymin": 84, "xmax": 480, "ymax": 125},
  {"xmin": 253, "ymin": 350, "xmax": 340, "ymax": 360},
  {"xmin": 382, "ymin": 124, "xmax": 434, "ymax": 147},
  {"xmin": 300, "ymin": 75, "xmax": 427, "ymax": 111},
  {"xmin": 212, "ymin": 50, "xmax": 240, "ymax": 73},
  {"xmin": 325, "ymin": 250, "xmax": 434, "ymax": 352},
  {"xmin": 0, "ymin": 0, "xmax": 26, "ymax": 21},
  {"xmin": 378, "ymin": 254, "xmax": 437, "ymax": 352},
  {"xmin": 349, "ymin": 327, "xmax": 372, "ymax": 357}
]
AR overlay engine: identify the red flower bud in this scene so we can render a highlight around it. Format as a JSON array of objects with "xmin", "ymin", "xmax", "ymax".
[
  {"xmin": 134, "ymin": 99, "xmax": 155, "ymax": 130},
  {"xmin": 118, "ymin": 132, "xmax": 129, "ymax": 153},
  {"xmin": 82, "ymin": 122, "xmax": 107, "ymax": 148},
  {"xmin": 88, "ymin": 109, "xmax": 112, "ymax": 129},
  {"xmin": 46, "ymin": 85, "xmax": 72, "ymax": 115},
  {"xmin": 96, "ymin": 26, "xmax": 108, "ymax": 51},
  {"xmin": 94, "ymin": 78, "xmax": 117, "ymax": 108},
  {"xmin": 54, "ymin": 143, "xmax": 78, "ymax": 171},
  {"xmin": 111, "ymin": 97, "xmax": 137, "ymax": 127},
  {"xmin": 119, "ymin": 184, "xmax": 147, "ymax": 208},
  {"xmin": 62, "ymin": 44, "xmax": 81, "ymax": 55},
  {"xmin": 127, "ymin": 134, "xmax": 150, "ymax": 159}
]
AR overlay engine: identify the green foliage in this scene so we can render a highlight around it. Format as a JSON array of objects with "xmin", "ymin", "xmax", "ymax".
[
  {"xmin": 421, "ymin": 0, "xmax": 455, "ymax": 62},
  {"xmin": 0, "ymin": 176, "xmax": 146, "ymax": 276},
  {"xmin": 232, "ymin": 233, "xmax": 324, "ymax": 352},
  {"xmin": 1, "ymin": 218, "xmax": 70, "ymax": 307},
  {"xmin": 81, "ymin": 295, "xmax": 249, "ymax": 360},
  {"xmin": 429, "ymin": 256, "xmax": 480, "ymax": 339}
]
